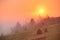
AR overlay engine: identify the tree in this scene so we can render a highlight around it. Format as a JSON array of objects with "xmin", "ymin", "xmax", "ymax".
[
  {"xmin": 30, "ymin": 18, "xmax": 35, "ymax": 25},
  {"xmin": 16, "ymin": 22, "xmax": 21, "ymax": 28},
  {"xmin": 44, "ymin": 28, "xmax": 48, "ymax": 32},
  {"xmin": 0, "ymin": 33, "xmax": 5, "ymax": 40},
  {"xmin": 13, "ymin": 22, "xmax": 21, "ymax": 33},
  {"xmin": 37, "ymin": 29, "xmax": 42, "ymax": 35},
  {"xmin": 46, "ymin": 15, "xmax": 50, "ymax": 19}
]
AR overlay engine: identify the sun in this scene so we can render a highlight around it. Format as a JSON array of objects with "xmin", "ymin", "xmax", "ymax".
[
  {"xmin": 33, "ymin": 6, "xmax": 47, "ymax": 18},
  {"xmin": 39, "ymin": 9, "xmax": 44, "ymax": 15},
  {"xmin": 38, "ymin": 8, "xmax": 47, "ymax": 17}
]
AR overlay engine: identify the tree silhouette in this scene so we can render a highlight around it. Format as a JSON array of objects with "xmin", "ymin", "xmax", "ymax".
[
  {"xmin": 13, "ymin": 22, "xmax": 21, "ymax": 33},
  {"xmin": 46, "ymin": 15, "xmax": 50, "ymax": 19},
  {"xmin": 30, "ymin": 18, "xmax": 35, "ymax": 25},
  {"xmin": 44, "ymin": 28, "xmax": 48, "ymax": 32},
  {"xmin": 16, "ymin": 22, "xmax": 21, "ymax": 27},
  {"xmin": 37, "ymin": 29, "xmax": 42, "ymax": 35}
]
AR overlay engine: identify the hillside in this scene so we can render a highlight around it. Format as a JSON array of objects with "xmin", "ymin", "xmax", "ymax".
[
  {"xmin": 0, "ymin": 17, "xmax": 60, "ymax": 40},
  {"xmin": 46, "ymin": 23, "xmax": 60, "ymax": 40},
  {"xmin": 0, "ymin": 23, "xmax": 60, "ymax": 40}
]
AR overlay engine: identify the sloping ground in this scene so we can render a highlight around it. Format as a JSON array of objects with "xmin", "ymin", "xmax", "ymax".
[
  {"xmin": 46, "ymin": 23, "xmax": 60, "ymax": 40},
  {"xmin": 27, "ymin": 23, "xmax": 60, "ymax": 40},
  {"xmin": 0, "ymin": 23, "xmax": 60, "ymax": 40},
  {"xmin": 3, "ymin": 32, "xmax": 34, "ymax": 40},
  {"xmin": 3, "ymin": 31, "xmax": 46, "ymax": 40}
]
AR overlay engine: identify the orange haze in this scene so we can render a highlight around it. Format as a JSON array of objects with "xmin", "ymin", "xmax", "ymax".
[{"xmin": 0, "ymin": 0, "xmax": 60, "ymax": 22}]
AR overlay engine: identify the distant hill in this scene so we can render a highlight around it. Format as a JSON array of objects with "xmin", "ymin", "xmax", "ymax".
[
  {"xmin": 0, "ymin": 17, "xmax": 60, "ymax": 40},
  {"xmin": 37, "ymin": 17, "xmax": 60, "ymax": 27}
]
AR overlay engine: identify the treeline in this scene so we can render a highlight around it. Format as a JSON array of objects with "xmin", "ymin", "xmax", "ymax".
[
  {"xmin": 11, "ymin": 16, "xmax": 60, "ymax": 34},
  {"xmin": 0, "ymin": 16, "xmax": 60, "ymax": 40}
]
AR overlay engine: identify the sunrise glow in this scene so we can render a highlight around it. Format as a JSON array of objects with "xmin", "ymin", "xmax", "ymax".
[
  {"xmin": 35, "ymin": 7, "xmax": 47, "ymax": 18},
  {"xmin": 0, "ymin": 0, "xmax": 60, "ymax": 37},
  {"xmin": 39, "ymin": 9, "xmax": 44, "ymax": 15}
]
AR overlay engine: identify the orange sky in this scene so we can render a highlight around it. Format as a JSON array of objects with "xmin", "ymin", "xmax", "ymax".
[{"xmin": 0, "ymin": 0, "xmax": 60, "ymax": 22}]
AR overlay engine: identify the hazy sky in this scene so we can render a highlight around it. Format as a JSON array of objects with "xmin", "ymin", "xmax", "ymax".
[
  {"xmin": 0, "ymin": 0, "xmax": 60, "ymax": 22},
  {"xmin": 0, "ymin": 0, "xmax": 60, "ymax": 35}
]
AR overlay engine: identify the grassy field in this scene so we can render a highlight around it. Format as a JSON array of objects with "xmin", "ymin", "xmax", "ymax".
[
  {"xmin": 0, "ymin": 23, "xmax": 60, "ymax": 40},
  {"xmin": 46, "ymin": 23, "xmax": 60, "ymax": 40}
]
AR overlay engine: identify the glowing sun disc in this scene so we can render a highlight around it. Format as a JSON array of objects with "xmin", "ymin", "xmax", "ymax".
[
  {"xmin": 39, "ymin": 9, "xmax": 44, "ymax": 15},
  {"xmin": 38, "ymin": 8, "xmax": 47, "ymax": 18}
]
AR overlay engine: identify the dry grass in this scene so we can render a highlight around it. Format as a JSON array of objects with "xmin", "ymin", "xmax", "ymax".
[{"xmin": 0, "ymin": 23, "xmax": 60, "ymax": 40}]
